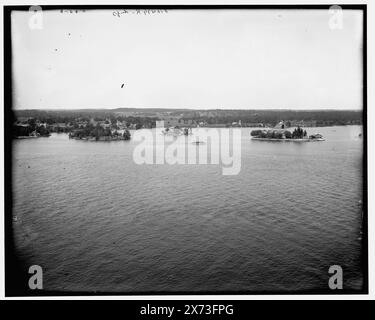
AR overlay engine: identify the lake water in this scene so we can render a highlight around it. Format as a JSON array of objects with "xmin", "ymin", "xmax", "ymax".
[{"xmin": 12, "ymin": 126, "xmax": 364, "ymax": 293}]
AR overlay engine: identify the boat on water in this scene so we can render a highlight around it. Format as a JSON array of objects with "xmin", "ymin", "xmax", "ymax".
[{"xmin": 192, "ymin": 140, "xmax": 205, "ymax": 145}]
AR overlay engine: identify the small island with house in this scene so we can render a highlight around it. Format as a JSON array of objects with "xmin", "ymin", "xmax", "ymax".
[
  {"xmin": 13, "ymin": 118, "xmax": 51, "ymax": 138},
  {"xmin": 68, "ymin": 124, "xmax": 131, "ymax": 141},
  {"xmin": 13, "ymin": 116, "xmax": 132, "ymax": 141},
  {"xmin": 251, "ymin": 121, "xmax": 324, "ymax": 142}
]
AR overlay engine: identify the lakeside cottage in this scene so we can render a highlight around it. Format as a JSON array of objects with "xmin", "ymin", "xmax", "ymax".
[{"xmin": 274, "ymin": 121, "xmax": 286, "ymax": 129}]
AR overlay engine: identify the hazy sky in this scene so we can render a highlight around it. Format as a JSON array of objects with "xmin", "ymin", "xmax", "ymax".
[{"xmin": 12, "ymin": 9, "xmax": 363, "ymax": 110}]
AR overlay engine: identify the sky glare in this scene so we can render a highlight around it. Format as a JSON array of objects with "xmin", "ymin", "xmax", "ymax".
[{"xmin": 12, "ymin": 9, "xmax": 363, "ymax": 110}]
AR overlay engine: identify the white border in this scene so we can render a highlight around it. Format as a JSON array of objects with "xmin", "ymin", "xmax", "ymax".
[{"xmin": 0, "ymin": 0, "xmax": 373, "ymax": 300}]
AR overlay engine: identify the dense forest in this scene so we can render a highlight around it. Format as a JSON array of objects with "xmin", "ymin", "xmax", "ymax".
[
  {"xmin": 175, "ymin": 109, "xmax": 362, "ymax": 126},
  {"xmin": 13, "ymin": 109, "xmax": 158, "ymax": 128},
  {"xmin": 13, "ymin": 108, "xmax": 363, "ymax": 127},
  {"xmin": 69, "ymin": 124, "xmax": 131, "ymax": 140}
]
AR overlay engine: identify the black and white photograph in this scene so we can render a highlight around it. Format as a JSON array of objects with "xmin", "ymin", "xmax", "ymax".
[{"xmin": 3, "ymin": 4, "xmax": 369, "ymax": 298}]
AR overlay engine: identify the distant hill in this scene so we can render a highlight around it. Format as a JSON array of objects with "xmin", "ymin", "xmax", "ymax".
[{"xmin": 13, "ymin": 108, "xmax": 363, "ymax": 127}]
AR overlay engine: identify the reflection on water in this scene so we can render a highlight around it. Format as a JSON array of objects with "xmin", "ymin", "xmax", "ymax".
[{"xmin": 12, "ymin": 126, "xmax": 364, "ymax": 292}]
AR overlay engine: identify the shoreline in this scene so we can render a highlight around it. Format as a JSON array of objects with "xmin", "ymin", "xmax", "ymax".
[
  {"xmin": 69, "ymin": 136, "xmax": 129, "ymax": 141},
  {"xmin": 251, "ymin": 137, "xmax": 325, "ymax": 142},
  {"xmin": 14, "ymin": 135, "xmax": 50, "ymax": 139}
]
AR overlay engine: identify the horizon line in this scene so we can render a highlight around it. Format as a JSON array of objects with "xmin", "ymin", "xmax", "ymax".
[{"xmin": 14, "ymin": 107, "xmax": 363, "ymax": 112}]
